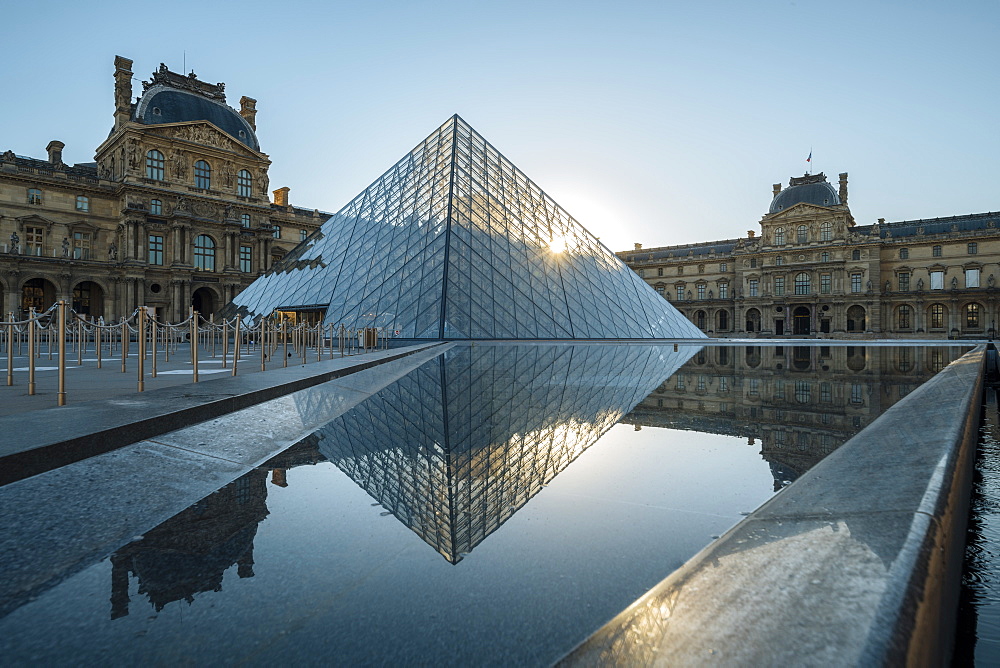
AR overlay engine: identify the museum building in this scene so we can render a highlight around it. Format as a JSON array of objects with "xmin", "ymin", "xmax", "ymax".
[
  {"xmin": 0, "ymin": 56, "xmax": 330, "ymax": 322},
  {"xmin": 620, "ymin": 172, "xmax": 1000, "ymax": 338}
]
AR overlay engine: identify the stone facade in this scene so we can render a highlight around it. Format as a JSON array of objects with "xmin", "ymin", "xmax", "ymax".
[
  {"xmin": 620, "ymin": 172, "xmax": 1000, "ymax": 338},
  {"xmin": 0, "ymin": 56, "xmax": 330, "ymax": 322}
]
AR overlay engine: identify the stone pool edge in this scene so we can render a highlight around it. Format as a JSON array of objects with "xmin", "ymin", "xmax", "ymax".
[
  {"xmin": 0, "ymin": 341, "xmax": 447, "ymax": 487},
  {"xmin": 559, "ymin": 345, "xmax": 985, "ymax": 666}
]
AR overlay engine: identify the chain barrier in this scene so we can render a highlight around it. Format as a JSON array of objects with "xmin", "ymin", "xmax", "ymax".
[{"xmin": 0, "ymin": 304, "xmax": 396, "ymax": 407}]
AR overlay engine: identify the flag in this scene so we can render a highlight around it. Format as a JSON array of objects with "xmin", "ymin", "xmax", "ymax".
[{"xmin": 806, "ymin": 150, "xmax": 812, "ymax": 163}]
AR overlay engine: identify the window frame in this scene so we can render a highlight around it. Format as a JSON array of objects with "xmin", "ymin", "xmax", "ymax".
[
  {"xmin": 148, "ymin": 234, "xmax": 164, "ymax": 266},
  {"xmin": 239, "ymin": 245, "xmax": 253, "ymax": 273},
  {"xmin": 237, "ymin": 169, "xmax": 253, "ymax": 197},
  {"xmin": 194, "ymin": 160, "xmax": 212, "ymax": 189},
  {"xmin": 794, "ymin": 272, "xmax": 811, "ymax": 295},
  {"xmin": 145, "ymin": 150, "xmax": 165, "ymax": 181},
  {"xmin": 27, "ymin": 188, "xmax": 42, "ymax": 205},
  {"xmin": 193, "ymin": 234, "xmax": 216, "ymax": 271},
  {"xmin": 75, "ymin": 195, "xmax": 89, "ymax": 212}
]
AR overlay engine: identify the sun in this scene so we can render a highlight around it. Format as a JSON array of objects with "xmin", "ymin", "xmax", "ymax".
[{"xmin": 549, "ymin": 235, "xmax": 568, "ymax": 253}]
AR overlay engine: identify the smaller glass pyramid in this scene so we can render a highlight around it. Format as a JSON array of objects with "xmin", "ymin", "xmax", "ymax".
[{"xmin": 228, "ymin": 115, "xmax": 704, "ymax": 340}]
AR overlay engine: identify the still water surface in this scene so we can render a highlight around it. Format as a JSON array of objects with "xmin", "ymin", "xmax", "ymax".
[{"xmin": 0, "ymin": 343, "xmax": 966, "ymax": 665}]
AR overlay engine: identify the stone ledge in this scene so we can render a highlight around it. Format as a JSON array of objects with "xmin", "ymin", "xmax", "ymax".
[
  {"xmin": 560, "ymin": 345, "xmax": 985, "ymax": 666},
  {"xmin": 0, "ymin": 341, "xmax": 446, "ymax": 487}
]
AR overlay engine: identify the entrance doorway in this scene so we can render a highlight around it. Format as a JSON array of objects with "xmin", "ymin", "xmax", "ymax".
[
  {"xmin": 775, "ymin": 319, "xmax": 784, "ymax": 335},
  {"xmin": 191, "ymin": 287, "xmax": 217, "ymax": 318},
  {"xmin": 793, "ymin": 306, "xmax": 811, "ymax": 335}
]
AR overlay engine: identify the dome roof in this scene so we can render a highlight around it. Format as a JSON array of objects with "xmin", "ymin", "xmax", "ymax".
[
  {"xmin": 133, "ymin": 83, "xmax": 259, "ymax": 151},
  {"xmin": 769, "ymin": 173, "xmax": 840, "ymax": 213}
]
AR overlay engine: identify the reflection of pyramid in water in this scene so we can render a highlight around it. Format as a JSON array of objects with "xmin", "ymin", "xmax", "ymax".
[
  {"xmin": 230, "ymin": 115, "xmax": 704, "ymax": 339},
  {"xmin": 312, "ymin": 343, "xmax": 697, "ymax": 563}
]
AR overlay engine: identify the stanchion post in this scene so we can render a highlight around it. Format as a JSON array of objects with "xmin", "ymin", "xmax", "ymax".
[
  {"xmin": 28, "ymin": 308, "xmax": 36, "ymax": 395},
  {"xmin": 222, "ymin": 318, "xmax": 228, "ymax": 368},
  {"xmin": 232, "ymin": 317, "xmax": 240, "ymax": 376},
  {"xmin": 137, "ymin": 306, "xmax": 146, "ymax": 392},
  {"xmin": 6, "ymin": 318, "xmax": 12, "ymax": 386},
  {"xmin": 191, "ymin": 309, "xmax": 199, "ymax": 383},
  {"xmin": 121, "ymin": 317, "xmax": 127, "ymax": 373},
  {"xmin": 151, "ymin": 314, "xmax": 158, "ymax": 378},
  {"xmin": 283, "ymin": 321, "xmax": 288, "ymax": 367},
  {"xmin": 57, "ymin": 301, "xmax": 67, "ymax": 406},
  {"xmin": 260, "ymin": 320, "xmax": 266, "ymax": 371}
]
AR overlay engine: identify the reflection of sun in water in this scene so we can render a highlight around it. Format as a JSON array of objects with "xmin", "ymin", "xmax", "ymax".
[{"xmin": 549, "ymin": 235, "xmax": 568, "ymax": 253}]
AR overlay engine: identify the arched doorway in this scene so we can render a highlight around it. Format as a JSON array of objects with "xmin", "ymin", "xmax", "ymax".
[
  {"xmin": 21, "ymin": 278, "xmax": 57, "ymax": 315},
  {"xmin": 191, "ymin": 287, "xmax": 217, "ymax": 318},
  {"xmin": 72, "ymin": 281, "xmax": 105, "ymax": 318},
  {"xmin": 846, "ymin": 305, "xmax": 866, "ymax": 333},
  {"xmin": 793, "ymin": 306, "xmax": 811, "ymax": 335},
  {"xmin": 745, "ymin": 308, "xmax": 761, "ymax": 333}
]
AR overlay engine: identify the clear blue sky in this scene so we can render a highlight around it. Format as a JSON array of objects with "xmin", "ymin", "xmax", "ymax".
[{"xmin": 2, "ymin": 0, "xmax": 997, "ymax": 251}]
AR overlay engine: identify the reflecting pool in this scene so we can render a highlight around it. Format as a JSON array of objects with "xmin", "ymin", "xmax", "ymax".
[{"xmin": 0, "ymin": 343, "xmax": 971, "ymax": 665}]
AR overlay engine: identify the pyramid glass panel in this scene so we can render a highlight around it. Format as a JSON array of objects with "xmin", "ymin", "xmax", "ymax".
[{"xmin": 227, "ymin": 116, "xmax": 704, "ymax": 339}]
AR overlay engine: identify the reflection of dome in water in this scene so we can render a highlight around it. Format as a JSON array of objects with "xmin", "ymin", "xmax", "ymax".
[{"xmin": 769, "ymin": 173, "xmax": 841, "ymax": 213}]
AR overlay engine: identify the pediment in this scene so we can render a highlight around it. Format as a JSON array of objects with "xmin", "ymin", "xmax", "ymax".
[
  {"xmin": 141, "ymin": 122, "xmax": 264, "ymax": 158},
  {"xmin": 764, "ymin": 202, "xmax": 838, "ymax": 221},
  {"xmin": 15, "ymin": 214, "xmax": 59, "ymax": 230}
]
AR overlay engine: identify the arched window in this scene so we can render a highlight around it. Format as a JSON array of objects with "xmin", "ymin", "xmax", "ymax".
[
  {"xmin": 820, "ymin": 221, "xmax": 832, "ymax": 241},
  {"xmin": 796, "ymin": 225, "xmax": 808, "ymax": 244},
  {"xmin": 929, "ymin": 303, "xmax": 945, "ymax": 329},
  {"xmin": 846, "ymin": 305, "xmax": 866, "ymax": 332},
  {"xmin": 194, "ymin": 160, "xmax": 212, "ymax": 189},
  {"xmin": 794, "ymin": 272, "xmax": 811, "ymax": 295},
  {"xmin": 194, "ymin": 235, "xmax": 215, "ymax": 271},
  {"xmin": 717, "ymin": 310, "xmax": 729, "ymax": 330},
  {"xmin": 145, "ymin": 150, "xmax": 165, "ymax": 181},
  {"xmin": 897, "ymin": 304, "xmax": 912, "ymax": 329},
  {"xmin": 237, "ymin": 169, "xmax": 252, "ymax": 197},
  {"xmin": 966, "ymin": 303, "xmax": 982, "ymax": 329},
  {"xmin": 774, "ymin": 227, "xmax": 785, "ymax": 246},
  {"xmin": 695, "ymin": 310, "xmax": 706, "ymax": 329}
]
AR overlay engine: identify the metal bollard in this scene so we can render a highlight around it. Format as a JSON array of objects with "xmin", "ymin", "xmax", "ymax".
[
  {"xmin": 28, "ymin": 308, "xmax": 36, "ymax": 395},
  {"xmin": 137, "ymin": 306, "xmax": 146, "ymax": 392},
  {"xmin": 57, "ymin": 300, "xmax": 66, "ymax": 406},
  {"xmin": 232, "ymin": 317, "xmax": 240, "ymax": 376},
  {"xmin": 191, "ymin": 310, "xmax": 199, "ymax": 383}
]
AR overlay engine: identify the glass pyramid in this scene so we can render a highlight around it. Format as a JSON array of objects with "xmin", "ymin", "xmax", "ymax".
[
  {"xmin": 229, "ymin": 115, "xmax": 704, "ymax": 339},
  {"xmin": 311, "ymin": 343, "xmax": 698, "ymax": 562}
]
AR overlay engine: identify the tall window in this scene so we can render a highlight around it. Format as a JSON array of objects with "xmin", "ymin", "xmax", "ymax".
[
  {"xmin": 850, "ymin": 384, "xmax": 864, "ymax": 405},
  {"xmin": 898, "ymin": 305, "xmax": 912, "ymax": 329},
  {"xmin": 821, "ymin": 251, "xmax": 829, "ymax": 262},
  {"xmin": 967, "ymin": 268, "xmax": 980, "ymax": 288},
  {"xmin": 719, "ymin": 262, "xmax": 727, "ymax": 272},
  {"xmin": 851, "ymin": 273, "xmax": 862, "ymax": 293},
  {"xmin": 145, "ymin": 150, "xmax": 165, "ymax": 181},
  {"xmin": 238, "ymin": 169, "xmax": 252, "ymax": 197},
  {"xmin": 966, "ymin": 303, "xmax": 982, "ymax": 328},
  {"xmin": 150, "ymin": 199, "xmax": 162, "ymax": 215},
  {"xmin": 750, "ymin": 258, "xmax": 757, "ymax": 268},
  {"xmin": 148, "ymin": 235, "xmax": 164, "ymax": 265},
  {"xmin": 718, "ymin": 310, "xmax": 729, "ymax": 330},
  {"xmin": 820, "ymin": 273, "xmax": 831, "ymax": 294},
  {"xmin": 242, "ymin": 213, "xmax": 251, "ymax": 228},
  {"xmin": 655, "ymin": 284, "xmax": 665, "ymax": 297},
  {"xmin": 933, "ymin": 245, "xmax": 942, "ymax": 257},
  {"xmin": 898, "ymin": 272, "xmax": 910, "ymax": 291},
  {"xmin": 718, "ymin": 282, "xmax": 728, "ymax": 299},
  {"xmin": 930, "ymin": 270, "xmax": 944, "ymax": 290},
  {"xmin": 194, "ymin": 234, "xmax": 215, "ymax": 271},
  {"xmin": 794, "ymin": 272, "xmax": 811, "ymax": 294},
  {"xmin": 774, "ymin": 276, "xmax": 785, "ymax": 296},
  {"xmin": 969, "ymin": 242, "xmax": 978, "ymax": 255},
  {"xmin": 697, "ymin": 284, "xmax": 706, "ymax": 299},
  {"xmin": 240, "ymin": 245, "xmax": 252, "ymax": 272},
  {"xmin": 820, "ymin": 221, "xmax": 832, "ymax": 241},
  {"xmin": 27, "ymin": 188, "xmax": 42, "ymax": 205},
  {"xmin": 748, "ymin": 279, "xmax": 759, "ymax": 297},
  {"xmin": 25, "ymin": 226, "xmax": 43, "ymax": 256},
  {"xmin": 72, "ymin": 231, "xmax": 91, "ymax": 260},
  {"xmin": 796, "ymin": 225, "xmax": 808, "ymax": 244},
  {"xmin": 272, "ymin": 225, "xmax": 282, "ymax": 239},
  {"xmin": 75, "ymin": 195, "xmax": 89, "ymax": 212},
  {"xmin": 795, "ymin": 381, "xmax": 811, "ymax": 403},
  {"xmin": 676, "ymin": 283, "xmax": 686, "ymax": 301},
  {"xmin": 930, "ymin": 303, "xmax": 945, "ymax": 328},
  {"xmin": 774, "ymin": 228, "xmax": 785, "ymax": 246},
  {"xmin": 899, "ymin": 248, "xmax": 909, "ymax": 259},
  {"xmin": 775, "ymin": 256, "xmax": 784, "ymax": 266},
  {"xmin": 299, "ymin": 229, "xmax": 308, "ymax": 242},
  {"xmin": 657, "ymin": 267, "xmax": 663, "ymax": 277},
  {"xmin": 194, "ymin": 160, "xmax": 212, "ymax": 189},
  {"xmin": 851, "ymin": 249, "xmax": 861, "ymax": 260},
  {"xmin": 678, "ymin": 266, "xmax": 684, "ymax": 275}
]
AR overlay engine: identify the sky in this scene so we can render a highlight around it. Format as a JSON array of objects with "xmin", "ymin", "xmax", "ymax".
[{"xmin": 2, "ymin": 0, "xmax": 997, "ymax": 252}]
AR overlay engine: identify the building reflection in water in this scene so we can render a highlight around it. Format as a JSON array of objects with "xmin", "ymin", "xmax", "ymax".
[
  {"xmin": 108, "ymin": 440, "xmax": 326, "ymax": 619},
  {"xmin": 624, "ymin": 345, "xmax": 966, "ymax": 490}
]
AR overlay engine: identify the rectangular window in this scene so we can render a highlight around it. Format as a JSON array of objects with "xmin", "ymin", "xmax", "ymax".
[
  {"xmin": 820, "ymin": 273, "xmax": 831, "ymax": 294},
  {"xmin": 657, "ymin": 267, "xmax": 663, "ymax": 277},
  {"xmin": 150, "ymin": 199, "xmax": 162, "ymax": 215},
  {"xmin": 272, "ymin": 225, "xmax": 281, "ymax": 239},
  {"xmin": 851, "ymin": 273, "xmax": 862, "ymax": 293},
  {"xmin": 969, "ymin": 242, "xmax": 978, "ymax": 255},
  {"xmin": 750, "ymin": 258, "xmax": 757, "ymax": 268},
  {"xmin": 933, "ymin": 245, "xmax": 942, "ymax": 257},
  {"xmin": 719, "ymin": 376, "xmax": 729, "ymax": 392},
  {"xmin": 748, "ymin": 379, "xmax": 759, "ymax": 396},
  {"xmin": 748, "ymin": 279, "xmax": 759, "ymax": 297},
  {"xmin": 820, "ymin": 382, "xmax": 832, "ymax": 403},
  {"xmin": 967, "ymin": 268, "xmax": 980, "ymax": 288},
  {"xmin": 697, "ymin": 284, "xmax": 706, "ymax": 299},
  {"xmin": 718, "ymin": 283, "xmax": 728, "ymax": 299},
  {"xmin": 850, "ymin": 384, "xmax": 864, "ymax": 405},
  {"xmin": 719, "ymin": 263, "xmax": 727, "ymax": 272},
  {"xmin": 930, "ymin": 270, "xmax": 944, "ymax": 290},
  {"xmin": 72, "ymin": 232, "xmax": 91, "ymax": 260},
  {"xmin": 774, "ymin": 276, "xmax": 785, "ymax": 296},
  {"xmin": 25, "ymin": 226, "xmax": 43, "ymax": 256},
  {"xmin": 299, "ymin": 229, "xmax": 308, "ymax": 242},
  {"xmin": 75, "ymin": 196, "xmax": 89, "ymax": 212},
  {"xmin": 241, "ymin": 213, "xmax": 251, "ymax": 228},
  {"xmin": 898, "ymin": 272, "xmax": 910, "ymax": 291},
  {"xmin": 148, "ymin": 235, "xmax": 163, "ymax": 265},
  {"xmin": 240, "ymin": 245, "xmax": 252, "ymax": 272},
  {"xmin": 676, "ymin": 284, "xmax": 685, "ymax": 301}
]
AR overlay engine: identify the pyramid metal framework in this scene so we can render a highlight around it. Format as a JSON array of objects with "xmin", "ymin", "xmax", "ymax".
[
  {"xmin": 230, "ymin": 115, "xmax": 704, "ymax": 339},
  {"xmin": 311, "ymin": 343, "xmax": 697, "ymax": 563}
]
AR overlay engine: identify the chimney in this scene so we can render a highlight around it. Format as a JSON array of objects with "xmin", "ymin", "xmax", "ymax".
[
  {"xmin": 634, "ymin": 243, "xmax": 642, "ymax": 251},
  {"xmin": 839, "ymin": 172, "xmax": 848, "ymax": 205},
  {"xmin": 113, "ymin": 56, "xmax": 133, "ymax": 130},
  {"xmin": 46, "ymin": 140, "xmax": 65, "ymax": 165},
  {"xmin": 273, "ymin": 186, "xmax": 290, "ymax": 207},
  {"xmin": 747, "ymin": 230, "xmax": 756, "ymax": 238},
  {"xmin": 240, "ymin": 96, "xmax": 257, "ymax": 130},
  {"xmin": 772, "ymin": 183, "xmax": 781, "ymax": 197}
]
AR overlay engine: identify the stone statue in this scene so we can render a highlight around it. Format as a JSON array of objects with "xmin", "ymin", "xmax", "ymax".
[
  {"xmin": 885, "ymin": 280, "xmax": 891, "ymax": 293},
  {"xmin": 917, "ymin": 278, "xmax": 924, "ymax": 290},
  {"xmin": 951, "ymin": 276, "xmax": 958, "ymax": 289},
  {"xmin": 224, "ymin": 203, "xmax": 235, "ymax": 221},
  {"xmin": 108, "ymin": 242, "xmax": 117, "ymax": 261},
  {"xmin": 9, "ymin": 232, "xmax": 19, "ymax": 254},
  {"xmin": 62, "ymin": 237, "xmax": 70, "ymax": 258},
  {"xmin": 175, "ymin": 196, "xmax": 189, "ymax": 213},
  {"xmin": 258, "ymin": 167, "xmax": 269, "ymax": 195},
  {"xmin": 172, "ymin": 150, "xmax": 188, "ymax": 179},
  {"xmin": 990, "ymin": 274, "xmax": 996, "ymax": 288},
  {"xmin": 866, "ymin": 279, "xmax": 872, "ymax": 292}
]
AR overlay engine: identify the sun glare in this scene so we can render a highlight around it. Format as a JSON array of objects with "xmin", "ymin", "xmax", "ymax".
[{"xmin": 549, "ymin": 236, "xmax": 568, "ymax": 253}]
